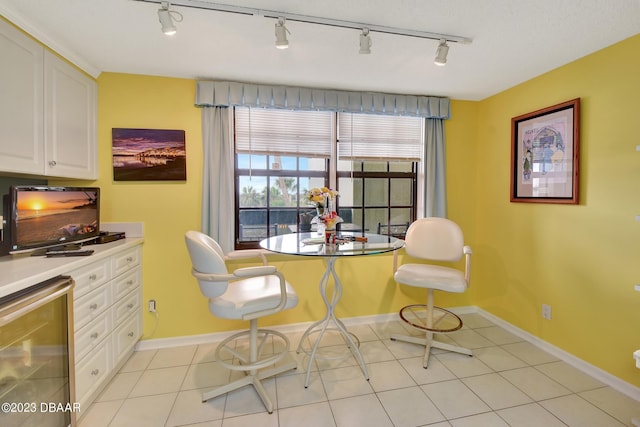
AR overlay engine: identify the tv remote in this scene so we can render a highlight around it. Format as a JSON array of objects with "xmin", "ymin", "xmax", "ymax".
[{"xmin": 45, "ymin": 249, "xmax": 95, "ymax": 257}]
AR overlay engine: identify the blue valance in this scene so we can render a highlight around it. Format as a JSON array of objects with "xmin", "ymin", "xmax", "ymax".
[{"xmin": 195, "ymin": 80, "xmax": 450, "ymax": 119}]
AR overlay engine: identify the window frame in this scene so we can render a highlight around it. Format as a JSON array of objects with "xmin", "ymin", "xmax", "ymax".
[
  {"xmin": 233, "ymin": 108, "xmax": 421, "ymax": 249},
  {"xmin": 234, "ymin": 156, "xmax": 329, "ymax": 250},
  {"xmin": 336, "ymin": 161, "xmax": 417, "ymax": 238}
]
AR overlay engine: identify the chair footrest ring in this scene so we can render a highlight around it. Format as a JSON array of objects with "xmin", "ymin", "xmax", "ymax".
[
  {"xmin": 215, "ymin": 328, "xmax": 291, "ymax": 371},
  {"xmin": 398, "ymin": 304, "xmax": 463, "ymax": 333}
]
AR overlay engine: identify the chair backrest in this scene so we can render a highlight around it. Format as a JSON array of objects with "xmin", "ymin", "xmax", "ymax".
[
  {"xmin": 377, "ymin": 222, "xmax": 410, "ymax": 238},
  {"xmin": 185, "ymin": 230, "xmax": 230, "ymax": 298},
  {"xmin": 404, "ymin": 218, "xmax": 464, "ymax": 262}
]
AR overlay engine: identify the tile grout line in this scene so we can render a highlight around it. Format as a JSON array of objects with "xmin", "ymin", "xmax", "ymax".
[{"xmin": 81, "ymin": 315, "xmax": 638, "ymax": 427}]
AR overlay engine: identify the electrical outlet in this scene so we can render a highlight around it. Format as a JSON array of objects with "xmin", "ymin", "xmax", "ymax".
[
  {"xmin": 148, "ymin": 299, "xmax": 157, "ymax": 313},
  {"xmin": 542, "ymin": 304, "xmax": 552, "ymax": 320}
]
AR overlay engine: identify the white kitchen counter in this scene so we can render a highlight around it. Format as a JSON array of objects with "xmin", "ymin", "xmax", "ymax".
[{"xmin": 0, "ymin": 238, "xmax": 144, "ymax": 299}]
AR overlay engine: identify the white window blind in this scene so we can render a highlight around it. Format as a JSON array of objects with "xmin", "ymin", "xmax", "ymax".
[
  {"xmin": 338, "ymin": 113, "xmax": 423, "ymax": 161},
  {"xmin": 235, "ymin": 107, "xmax": 334, "ymax": 157}
]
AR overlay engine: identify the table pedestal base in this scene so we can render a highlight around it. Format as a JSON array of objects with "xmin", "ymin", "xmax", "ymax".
[{"xmin": 296, "ymin": 256, "xmax": 369, "ymax": 388}]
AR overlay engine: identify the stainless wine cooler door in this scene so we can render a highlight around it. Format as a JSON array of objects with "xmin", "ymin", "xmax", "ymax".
[{"xmin": 0, "ymin": 276, "xmax": 75, "ymax": 427}]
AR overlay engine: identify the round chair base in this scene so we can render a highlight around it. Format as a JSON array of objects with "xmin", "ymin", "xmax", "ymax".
[
  {"xmin": 215, "ymin": 328, "xmax": 291, "ymax": 371},
  {"xmin": 399, "ymin": 304, "xmax": 463, "ymax": 333}
]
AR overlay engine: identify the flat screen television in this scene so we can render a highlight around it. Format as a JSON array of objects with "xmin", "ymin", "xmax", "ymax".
[{"xmin": 9, "ymin": 186, "xmax": 100, "ymax": 254}]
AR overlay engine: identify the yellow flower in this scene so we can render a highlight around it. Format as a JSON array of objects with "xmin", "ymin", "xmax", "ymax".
[{"xmin": 305, "ymin": 187, "xmax": 339, "ymax": 207}]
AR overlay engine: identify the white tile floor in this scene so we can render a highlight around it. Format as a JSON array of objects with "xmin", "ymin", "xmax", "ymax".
[{"xmin": 79, "ymin": 313, "xmax": 640, "ymax": 426}]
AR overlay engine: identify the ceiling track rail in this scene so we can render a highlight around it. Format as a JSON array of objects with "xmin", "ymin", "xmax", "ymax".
[{"xmin": 132, "ymin": 0, "xmax": 473, "ymax": 44}]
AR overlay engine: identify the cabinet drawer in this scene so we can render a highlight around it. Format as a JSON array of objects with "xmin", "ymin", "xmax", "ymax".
[
  {"xmin": 76, "ymin": 339, "xmax": 111, "ymax": 406},
  {"xmin": 74, "ymin": 285, "xmax": 111, "ymax": 330},
  {"xmin": 112, "ymin": 268, "xmax": 141, "ymax": 301},
  {"xmin": 113, "ymin": 289, "xmax": 140, "ymax": 326},
  {"xmin": 75, "ymin": 310, "xmax": 112, "ymax": 362},
  {"xmin": 114, "ymin": 313, "xmax": 140, "ymax": 365},
  {"xmin": 111, "ymin": 247, "xmax": 140, "ymax": 277},
  {"xmin": 70, "ymin": 260, "xmax": 110, "ymax": 299}
]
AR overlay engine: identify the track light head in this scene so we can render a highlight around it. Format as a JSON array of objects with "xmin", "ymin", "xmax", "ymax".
[
  {"xmin": 359, "ymin": 28, "xmax": 372, "ymax": 54},
  {"xmin": 158, "ymin": 2, "xmax": 182, "ymax": 36},
  {"xmin": 434, "ymin": 39, "xmax": 449, "ymax": 66},
  {"xmin": 275, "ymin": 17, "xmax": 290, "ymax": 49}
]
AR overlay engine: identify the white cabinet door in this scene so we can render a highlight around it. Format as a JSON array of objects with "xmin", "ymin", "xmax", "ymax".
[
  {"xmin": 44, "ymin": 51, "xmax": 97, "ymax": 179},
  {"xmin": 0, "ymin": 19, "xmax": 44, "ymax": 175}
]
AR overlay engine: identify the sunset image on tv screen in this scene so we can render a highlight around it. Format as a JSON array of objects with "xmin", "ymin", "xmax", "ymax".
[{"xmin": 16, "ymin": 190, "xmax": 98, "ymax": 245}]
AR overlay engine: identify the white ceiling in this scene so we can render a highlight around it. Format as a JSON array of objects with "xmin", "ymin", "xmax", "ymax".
[{"xmin": 1, "ymin": 0, "xmax": 639, "ymax": 101}]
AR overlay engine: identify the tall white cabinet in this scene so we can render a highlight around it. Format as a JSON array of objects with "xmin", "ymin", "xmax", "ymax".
[{"xmin": 0, "ymin": 18, "xmax": 97, "ymax": 179}]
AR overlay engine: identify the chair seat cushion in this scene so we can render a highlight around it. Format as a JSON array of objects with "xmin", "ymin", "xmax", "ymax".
[
  {"xmin": 395, "ymin": 263, "xmax": 467, "ymax": 293},
  {"xmin": 209, "ymin": 275, "xmax": 298, "ymax": 319}
]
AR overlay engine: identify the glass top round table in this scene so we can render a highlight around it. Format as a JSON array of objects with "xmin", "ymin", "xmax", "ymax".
[
  {"xmin": 259, "ymin": 232, "xmax": 405, "ymax": 257},
  {"xmin": 260, "ymin": 232, "xmax": 404, "ymax": 388}
]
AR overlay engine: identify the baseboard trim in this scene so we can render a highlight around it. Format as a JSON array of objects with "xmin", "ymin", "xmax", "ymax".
[
  {"xmin": 475, "ymin": 308, "xmax": 640, "ymax": 402},
  {"xmin": 135, "ymin": 319, "xmax": 321, "ymax": 351},
  {"xmin": 136, "ymin": 305, "xmax": 640, "ymax": 401}
]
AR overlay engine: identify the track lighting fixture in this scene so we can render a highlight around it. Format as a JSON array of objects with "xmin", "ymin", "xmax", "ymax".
[
  {"xmin": 157, "ymin": 2, "xmax": 182, "ymax": 36},
  {"xmin": 434, "ymin": 39, "xmax": 449, "ymax": 66},
  {"xmin": 275, "ymin": 17, "xmax": 290, "ymax": 49},
  {"xmin": 359, "ymin": 28, "xmax": 372, "ymax": 54},
  {"xmin": 138, "ymin": 0, "xmax": 472, "ymax": 61}
]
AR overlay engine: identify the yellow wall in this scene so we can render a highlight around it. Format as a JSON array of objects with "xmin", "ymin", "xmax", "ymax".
[
  {"xmin": 75, "ymin": 34, "xmax": 640, "ymax": 388},
  {"xmin": 93, "ymin": 73, "xmax": 467, "ymax": 340},
  {"xmin": 473, "ymin": 34, "xmax": 640, "ymax": 386},
  {"xmin": 94, "ymin": 74, "xmax": 206, "ymax": 338}
]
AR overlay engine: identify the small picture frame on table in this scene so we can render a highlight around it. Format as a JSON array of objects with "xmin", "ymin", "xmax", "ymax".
[{"xmin": 510, "ymin": 98, "xmax": 580, "ymax": 204}]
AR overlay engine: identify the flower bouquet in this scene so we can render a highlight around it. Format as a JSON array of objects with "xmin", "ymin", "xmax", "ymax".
[
  {"xmin": 306, "ymin": 187, "xmax": 338, "ymax": 214},
  {"xmin": 305, "ymin": 187, "xmax": 342, "ymax": 240}
]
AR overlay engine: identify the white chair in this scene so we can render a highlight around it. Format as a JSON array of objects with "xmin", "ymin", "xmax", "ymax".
[
  {"xmin": 185, "ymin": 231, "xmax": 298, "ymax": 413},
  {"xmin": 390, "ymin": 218, "xmax": 473, "ymax": 368}
]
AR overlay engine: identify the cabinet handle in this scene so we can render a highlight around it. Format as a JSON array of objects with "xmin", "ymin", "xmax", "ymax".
[
  {"xmin": 89, "ymin": 303, "xmax": 98, "ymax": 310},
  {"xmin": 126, "ymin": 256, "xmax": 134, "ymax": 262},
  {"xmin": 128, "ymin": 332, "xmax": 134, "ymax": 337},
  {"xmin": 90, "ymin": 332, "xmax": 99, "ymax": 339},
  {"xmin": 127, "ymin": 303, "xmax": 134, "ymax": 309},
  {"xmin": 49, "ymin": 160, "xmax": 57, "ymax": 167},
  {"xmin": 91, "ymin": 369, "xmax": 99, "ymax": 376},
  {"xmin": 89, "ymin": 274, "xmax": 97, "ymax": 281},
  {"xmin": 126, "ymin": 280, "xmax": 134, "ymax": 285}
]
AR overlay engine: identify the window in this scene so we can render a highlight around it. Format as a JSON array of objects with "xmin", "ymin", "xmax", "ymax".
[
  {"xmin": 337, "ymin": 161, "xmax": 417, "ymax": 239},
  {"xmin": 235, "ymin": 153, "xmax": 329, "ymax": 250},
  {"xmin": 336, "ymin": 113, "xmax": 421, "ymax": 238},
  {"xmin": 234, "ymin": 107, "xmax": 422, "ymax": 249}
]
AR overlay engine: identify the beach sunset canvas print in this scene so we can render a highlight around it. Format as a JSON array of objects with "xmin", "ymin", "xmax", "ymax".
[{"xmin": 112, "ymin": 128, "xmax": 186, "ymax": 181}]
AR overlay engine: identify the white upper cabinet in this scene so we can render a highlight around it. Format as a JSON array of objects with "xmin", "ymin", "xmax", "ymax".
[
  {"xmin": 0, "ymin": 19, "xmax": 97, "ymax": 179},
  {"xmin": 44, "ymin": 51, "xmax": 97, "ymax": 179},
  {"xmin": 0, "ymin": 19, "xmax": 44, "ymax": 174}
]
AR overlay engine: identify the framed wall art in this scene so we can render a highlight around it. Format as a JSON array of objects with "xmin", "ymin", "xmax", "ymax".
[
  {"xmin": 112, "ymin": 128, "xmax": 186, "ymax": 181},
  {"xmin": 510, "ymin": 98, "xmax": 580, "ymax": 204}
]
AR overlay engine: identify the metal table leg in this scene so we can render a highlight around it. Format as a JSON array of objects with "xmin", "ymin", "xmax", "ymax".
[{"xmin": 297, "ymin": 256, "xmax": 369, "ymax": 388}]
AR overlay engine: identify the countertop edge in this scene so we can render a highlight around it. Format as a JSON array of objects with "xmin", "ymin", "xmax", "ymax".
[{"xmin": 0, "ymin": 238, "xmax": 144, "ymax": 299}]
